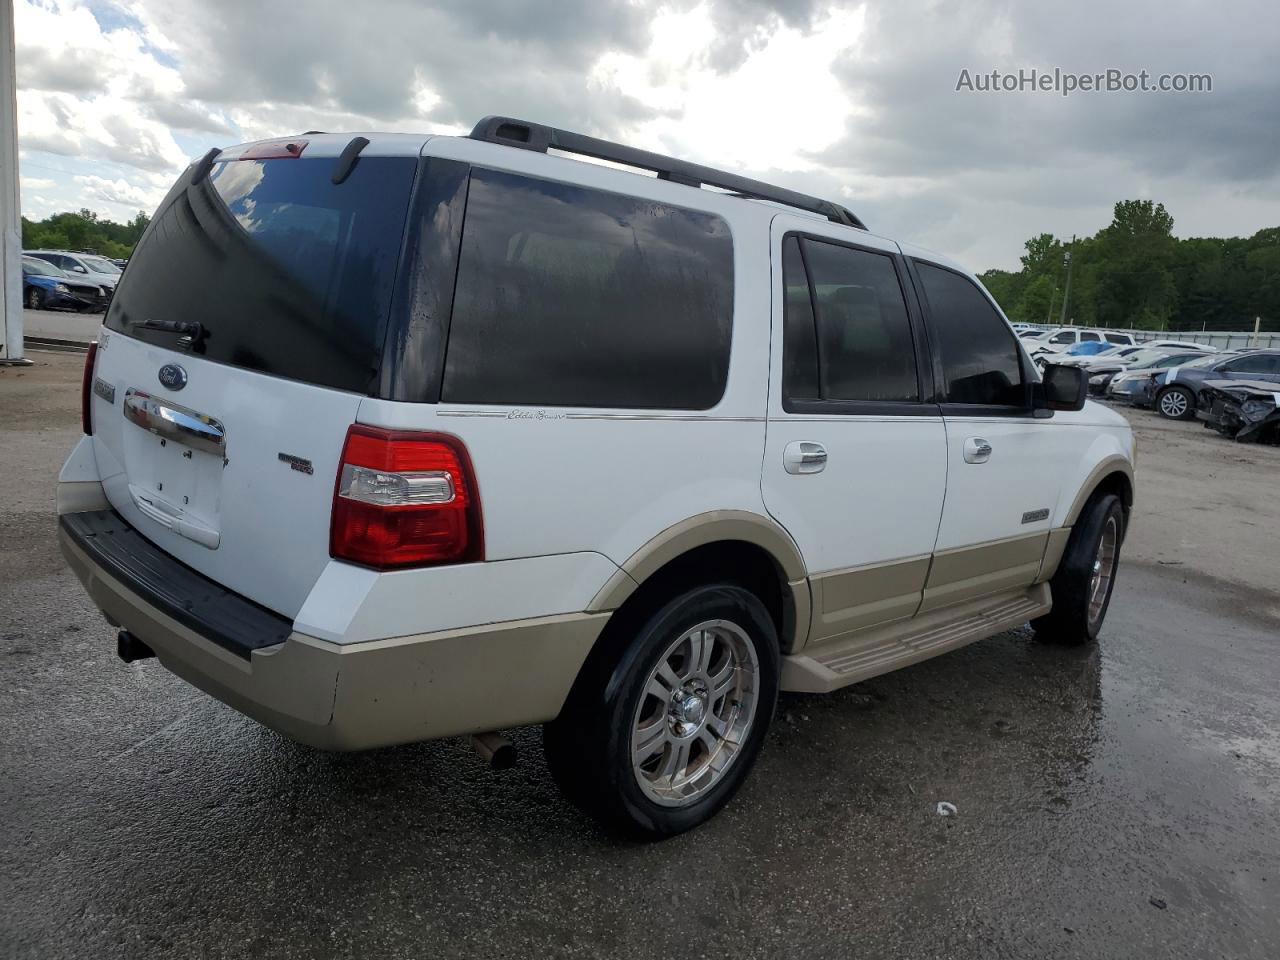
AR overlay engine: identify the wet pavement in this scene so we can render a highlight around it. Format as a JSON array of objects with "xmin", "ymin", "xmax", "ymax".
[{"xmin": 2, "ymin": 353, "xmax": 1279, "ymax": 958}]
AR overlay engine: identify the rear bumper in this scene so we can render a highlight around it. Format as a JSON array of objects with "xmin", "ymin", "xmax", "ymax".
[{"xmin": 59, "ymin": 509, "xmax": 607, "ymax": 750}]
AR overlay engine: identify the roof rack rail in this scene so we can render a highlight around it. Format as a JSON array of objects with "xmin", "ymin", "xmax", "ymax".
[{"xmin": 468, "ymin": 115, "xmax": 867, "ymax": 231}]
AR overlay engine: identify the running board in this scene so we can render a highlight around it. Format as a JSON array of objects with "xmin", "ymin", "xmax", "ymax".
[{"xmin": 781, "ymin": 583, "xmax": 1052, "ymax": 693}]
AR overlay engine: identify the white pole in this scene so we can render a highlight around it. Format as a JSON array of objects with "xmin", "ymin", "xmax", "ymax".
[{"xmin": 0, "ymin": 0, "xmax": 28, "ymax": 365}]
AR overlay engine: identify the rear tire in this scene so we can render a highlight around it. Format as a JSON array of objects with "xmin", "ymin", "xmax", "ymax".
[
  {"xmin": 1033, "ymin": 493, "xmax": 1124, "ymax": 646},
  {"xmin": 1156, "ymin": 385, "xmax": 1195, "ymax": 420},
  {"xmin": 544, "ymin": 583, "xmax": 779, "ymax": 839}
]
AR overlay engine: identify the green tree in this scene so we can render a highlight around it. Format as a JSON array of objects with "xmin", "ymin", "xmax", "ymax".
[
  {"xmin": 20, "ymin": 209, "xmax": 149, "ymax": 258},
  {"xmin": 981, "ymin": 202, "xmax": 1278, "ymax": 333},
  {"xmin": 1090, "ymin": 200, "xmax": 1178, "ymax": 329},
  {"xmin": 1016, "ymin": 275, "xmax": 1056, "ymax": 322}
]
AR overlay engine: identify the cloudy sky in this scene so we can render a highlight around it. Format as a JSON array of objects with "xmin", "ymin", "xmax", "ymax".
[{"xmin": 14, "ymin": 0, "xmax": 1280, "ymax": 270}]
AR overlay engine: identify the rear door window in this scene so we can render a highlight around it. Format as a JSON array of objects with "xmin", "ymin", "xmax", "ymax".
[
  {"xmin": 1224, "ymin": 354, "xmax": 1280, "ymax": 375},
  {"xmin": 106, "ymin": 155, "xmax": 418, "ymax": 394},
  {"xmin": 915, "ymin": 261, "xmax": 1026, "ymax": 407},
  {"xmin": 782, "ymin": 236, "xmax": 919, "ymax": 404},
  {"xmin": 442, "ymin": 169, "xmax": 734, "ymax": 409}
]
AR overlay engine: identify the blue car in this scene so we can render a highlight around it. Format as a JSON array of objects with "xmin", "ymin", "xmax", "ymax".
[
  {"xmin": 1064, "ymin": 340, "xmax": 1112, "ymax": 357},
  {"xmin": 21, "ymin": 256, "xmax": 111, "ymax": 312}
]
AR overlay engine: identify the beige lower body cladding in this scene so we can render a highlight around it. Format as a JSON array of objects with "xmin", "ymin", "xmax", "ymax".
[
  {"xmin": 784, "ymin": 528, "xmax": 1070, "ymax": 693},
  {"xmin": 60, "ymin": 529, "xmax": 606, "ymax": 750}
]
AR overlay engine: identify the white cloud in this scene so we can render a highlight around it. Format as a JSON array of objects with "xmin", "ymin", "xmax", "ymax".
[
  {"xmin": 73, "ymin": 174, "xmax": 166, "ymax": 210},
  {"xmin": 11, "ymin": 0, "xmax": 1280, "ymax": 269},
  {"xmin": 593, "ymin": 5, "xmax": 866, "ymax": 172},
  {"xmin": 20, "ymin": 176, "xmax": 56, "ymax": 190},
  {"xmin": 16, "ymin": 0, "xmax": 196, "ymax": 212}
]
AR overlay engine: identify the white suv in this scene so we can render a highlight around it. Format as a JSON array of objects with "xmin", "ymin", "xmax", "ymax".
[
  {"xmin": 24, "ymin": 249, "xmax": 123, "ymax": 293},
  {"xmin": 58, "ymin": 118, "xmax": 1135, "ymax": 837}
]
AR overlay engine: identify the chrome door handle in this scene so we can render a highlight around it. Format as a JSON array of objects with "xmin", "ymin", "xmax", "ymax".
[
  {"xmin": 963, "ymin": 437, "xmax": 992, "ymax": 464},
  {"xmin": 783, "ymin": 441, "xmax": 827, "ymax": 474}
]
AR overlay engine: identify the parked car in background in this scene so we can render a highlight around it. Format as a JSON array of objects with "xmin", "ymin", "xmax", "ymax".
[
  {"xmin": 1136, "ymin": 338, "xmax": 1218, "ymax": 353},
  {"xmin": 1196, "ymin": 380, "xmax": 1280, "ymax": 443},
  {"xmin": 24, "ymin": 250, "xmax": 123, "ymax": 294},
  {"xmin": 21, "ymin": 255, "xmax": 112, "ymax": 312},
  {"xmin": 1064, "ymin": 340, "xmax": 1113, "ymax": 357},
  {"xmin": 1055, "ymin": 344, "xmax": 1147, "ymax": 368},
  {"xmin": 1152, "ymin": 349, "xmax": 1280, "ymax": 419},
  {"xmin": 1084, "ymin": 347, "xmax": 1184, "ymax": 393},
  {"xmin": 1027, "ymin": 328, "xmax": 1136, "ymax": 361},
  {"xmin": 1137, "ymin": 354, "xmax": 1230, "ymax": 411},
  {"xmin": 1103, "ymin": 351, "xmax": 1210, "ymax": 404}
]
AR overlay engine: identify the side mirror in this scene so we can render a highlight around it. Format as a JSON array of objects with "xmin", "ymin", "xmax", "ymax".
[
  {"xmin": 1035, "ymin": 363, "xmax": 1087, "ymax": 414},
  {"xmin": 73, "ymin": 265, "xmax": 87, "ymax": 273}
]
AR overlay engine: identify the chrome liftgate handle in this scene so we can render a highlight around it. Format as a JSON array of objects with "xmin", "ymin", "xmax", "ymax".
[{"xmin": 122, "ymin": 389, "xmax": 225, "ymax": 457}]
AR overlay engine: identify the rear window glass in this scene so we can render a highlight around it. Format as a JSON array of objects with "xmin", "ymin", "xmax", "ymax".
[
  {"xmin": 22, "ymin": 258, "xmax": 60, "ymax": 276},
  {"xmin": 106, "ymin": 155, "xmax": 417, "ymax": 394},
  {"xmin": 441, "ymin": 168, "xmax": 734, "ymax": 409}
]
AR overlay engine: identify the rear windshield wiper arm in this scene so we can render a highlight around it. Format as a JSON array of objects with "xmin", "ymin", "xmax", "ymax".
[
  {"xmin": 131, "ymin": 317, "xmax": 208, "ymax": 348},
  {"xmin": 131, "ymin": 318, "xmax": 208, "ymax": 344}
]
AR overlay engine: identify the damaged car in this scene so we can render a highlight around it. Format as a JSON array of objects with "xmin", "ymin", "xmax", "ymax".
[
  {"xmin": 1152, "ymin": 349, "xmax": 1280, "ymax": 420},
  {"xmin": 1094, "ymin": 349, "xmax": 1208, "ymax": 399},
  {"xmin": 1196, "ymin": 380, "xmax": 1280, "ymax": 442}
]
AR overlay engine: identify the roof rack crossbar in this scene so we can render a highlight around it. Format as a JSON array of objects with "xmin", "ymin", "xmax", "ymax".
[{"xmin": 468, "ymin": 116, "xmax": 866, "ymax": 231}]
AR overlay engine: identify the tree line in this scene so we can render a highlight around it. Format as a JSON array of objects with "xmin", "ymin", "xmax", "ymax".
[
  {"xmin": 980, "ymin": 200, "xmax": 1280, "ymax": 332},
  {"xmin": 21, "ymin": 209, "xmax": 150, "ymax": 261}
]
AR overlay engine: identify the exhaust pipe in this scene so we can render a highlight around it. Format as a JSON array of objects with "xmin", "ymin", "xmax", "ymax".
[
  {"xmin": 117, "ymin": 630, "xmax": 155, "ymax": 663},
  {"xmin": 469, "ymin": 731, "xmax": 516, "ymax": 770}
]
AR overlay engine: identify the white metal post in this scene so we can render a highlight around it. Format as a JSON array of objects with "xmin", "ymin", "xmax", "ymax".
[{"xmin": 0, "ymin": 0, "xmax": 29, "ymax": 365}]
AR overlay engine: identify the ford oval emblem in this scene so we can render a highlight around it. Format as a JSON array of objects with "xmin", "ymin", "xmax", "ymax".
[{"xmin": 158, "ymin": 363, "xmax": 188, "ymax": 391}]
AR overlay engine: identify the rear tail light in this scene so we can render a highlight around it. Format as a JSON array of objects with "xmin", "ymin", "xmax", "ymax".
[
  {"xmin": 81, "ymin": 340, "xmax": 99, "ymax": 435},
  {"xmin": 330, "ymin": 425, "xmax": 483, "ymax": 570}
]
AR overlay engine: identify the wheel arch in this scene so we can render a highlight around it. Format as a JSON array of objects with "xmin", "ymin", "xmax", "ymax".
[
  {"xmin": 587, "ymin": 511, "xmax": 810, "ymax": 655},
  {"xmin": 1062, "ymin": 456, "xmax": 1134, "ymax": 531}
]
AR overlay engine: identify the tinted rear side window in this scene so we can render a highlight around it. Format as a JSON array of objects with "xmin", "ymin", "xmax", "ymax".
[
  {"xmin": 1224, "ymin": 353, "xmax": 1280, "ymax": 374},
  {"xmin": 442, "ymin": 169, "xmax": 733, "ymax": 409},
  {"xmin": 781, "ymin": 236, "xmax": 819, "ymax": 400},
  {"xmin": 916, "ymin": 262, "xmax": 1025, "ymax": 406},
  {"xmin": 798, "ymin": 238, "xmax": 918, "ymax": 402},
  {"xmin": 106, "ymin": 155, "xmax": 417, "ymax": 394}
]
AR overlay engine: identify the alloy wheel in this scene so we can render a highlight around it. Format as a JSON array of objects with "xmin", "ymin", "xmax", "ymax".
[
  {"xmin": 631, "ymin": 619, "xmax": 760, "ymax": 807},
  {"xmin": 1160, "ymin": 390, "xmax": 1189, "ymax": 418},
  {"xmin": 1087, "ymin": 515, "xmax": 1119, "ymax": 627}
]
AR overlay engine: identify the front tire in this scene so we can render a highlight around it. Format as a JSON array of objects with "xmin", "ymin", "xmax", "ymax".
[
  {"xmin": 1033, "ymin": 493, "xmax": 1125, "ymax": 645},
  {"xmin": 25, "ymin": 286, "xmax": 44, "ymax": 310},
  {"xmin": 544, "ymin": 584, "xmax": 779, "ymax": 838},
  {"xmin": 1156, "ymin": 385, "xmax": 1195, "ymax": 420}
]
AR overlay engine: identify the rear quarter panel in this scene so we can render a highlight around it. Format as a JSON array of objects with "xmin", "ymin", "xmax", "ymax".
[{"xmin": 352, "ymin": 137, "xmax": 778, "ymax": 612}]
